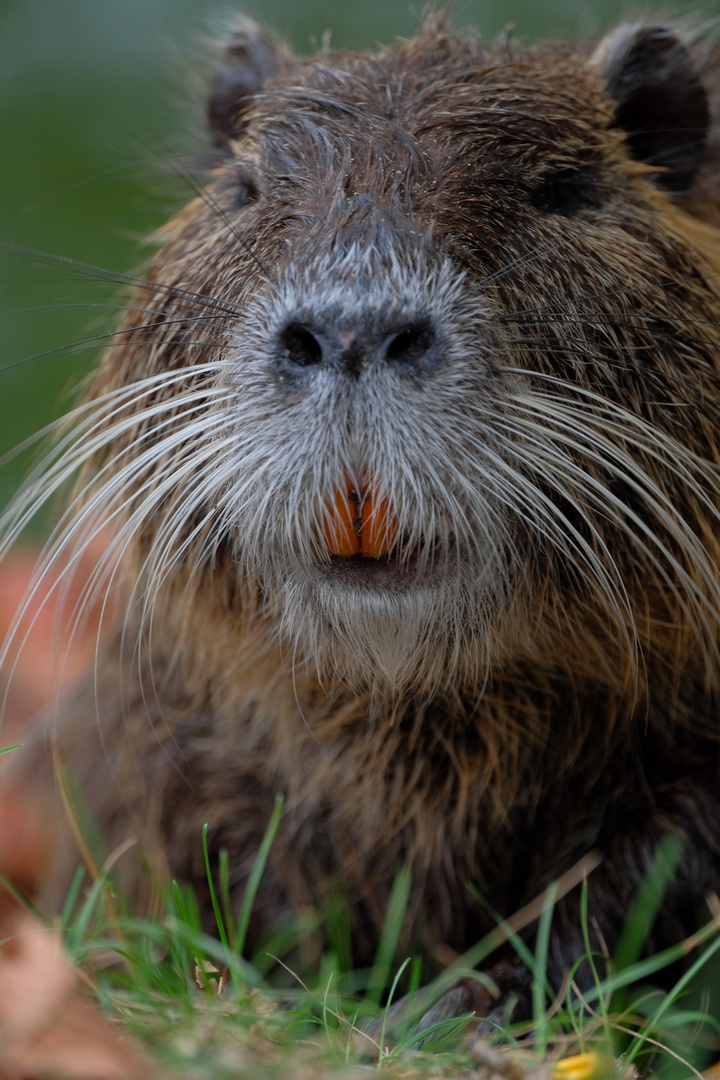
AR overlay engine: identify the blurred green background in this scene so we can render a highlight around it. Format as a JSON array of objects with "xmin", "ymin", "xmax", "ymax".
[{"xmin": 1, "ymin": 0, "xmax": 718, "ymax": 519}]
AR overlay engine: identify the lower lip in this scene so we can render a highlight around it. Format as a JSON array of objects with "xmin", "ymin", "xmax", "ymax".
[{"xmin": 318, "ymin": 550, "xmax": 437, "ymax": 591}]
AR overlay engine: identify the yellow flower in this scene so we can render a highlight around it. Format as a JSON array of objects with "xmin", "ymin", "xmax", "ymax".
[{"xmin": 552, "ymin": 1051, "xmax": 612, "ymax": 1080}]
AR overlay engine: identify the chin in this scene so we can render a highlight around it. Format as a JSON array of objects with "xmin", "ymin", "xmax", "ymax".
[{"xmin": 273, "ymin": 554, "xmax": 503, "ymax": 702}]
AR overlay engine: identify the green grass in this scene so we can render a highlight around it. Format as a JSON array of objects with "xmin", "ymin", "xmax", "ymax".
[
  {"xmin": 0, "ymin": 744, "xmax": 717, "ymax": 1078},
  {"xmin": 7, "ymin": 798, "xmax": 720, "ymax": 1078}
]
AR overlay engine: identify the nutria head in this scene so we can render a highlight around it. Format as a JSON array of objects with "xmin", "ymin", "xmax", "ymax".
[{"xmin": 14, "ymin": 17, "xmax": 720, "ymax": 714}]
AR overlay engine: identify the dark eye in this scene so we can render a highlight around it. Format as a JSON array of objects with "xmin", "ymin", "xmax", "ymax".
[
  {"xmin": 237, "ymin": 175, "xmax": 259, "ymax": 210},
  {"xmin": 530, "ymin": 167, "xmax": 602, "ymax": 216}
]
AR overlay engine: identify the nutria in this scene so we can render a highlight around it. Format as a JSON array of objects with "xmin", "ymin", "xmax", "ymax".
[{"xmin": 4, "ymin": 12, "xmax": 720, "ymax": 1029}]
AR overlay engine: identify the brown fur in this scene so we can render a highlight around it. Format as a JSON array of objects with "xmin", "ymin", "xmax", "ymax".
[{"xmin": 6, "ymin": 14, "xmax": 720, "ymax": 1014}]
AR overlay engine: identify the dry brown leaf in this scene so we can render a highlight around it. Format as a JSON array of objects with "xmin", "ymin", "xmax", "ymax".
[{"xmin": 0, "ymin": 913, "xmax": 158, "ymax": 1080}]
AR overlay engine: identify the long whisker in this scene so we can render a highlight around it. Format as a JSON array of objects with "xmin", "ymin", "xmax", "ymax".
[
  {"xmin": 0, "ymin": 242, "xmax": 246, "ymax": 316},
  {"xmin": 498, "ymin": 389, "xmax": 720, "ymax": 637}
]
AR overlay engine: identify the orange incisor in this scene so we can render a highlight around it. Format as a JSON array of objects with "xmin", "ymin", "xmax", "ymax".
[
  {"xmin": 324, "ymin": 487, "xmax": 360, "ymax": 556},
  {"xmin": 324, "ymin": 480, "xmax": 398, "ymax": 558},
  {"xmin": 359, "ymin": 488, "xmax": 397, "ymax": 558}
]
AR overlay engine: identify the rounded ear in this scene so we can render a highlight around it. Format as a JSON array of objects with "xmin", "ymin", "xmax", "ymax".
[
  {"xmin": 591, "ymin": 24, "xmax": 710, "ymax": 192},
  {"xmin": 209, "ymin": 18, "xmax": 292, "ymax": 150}
]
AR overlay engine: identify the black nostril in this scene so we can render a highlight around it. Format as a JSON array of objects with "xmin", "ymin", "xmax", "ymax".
[
  {"xmin": 281, "ymin": 323, "xmax": 323, "ymax": 366},
  {"xmin": 385, "ymin": 321, "xmax": 435, "ymax": 366}
]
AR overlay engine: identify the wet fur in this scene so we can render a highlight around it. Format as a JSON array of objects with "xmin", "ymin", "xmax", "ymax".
[{"xmin": 5, "ymin": 15, "xmax": 720, "ymax": 1004}]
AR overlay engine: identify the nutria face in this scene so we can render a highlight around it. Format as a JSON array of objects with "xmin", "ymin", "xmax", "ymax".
[
  {"xmin": 188, "ymin": 22, "xmax": 720, "ymax": 695},
  {"xmin": 204, "ymin": 53, "xmax": 595, "ymax": 693},
  {"xmin": 17, "ymin": 20, "xmax": 720, "ymax": 701}
]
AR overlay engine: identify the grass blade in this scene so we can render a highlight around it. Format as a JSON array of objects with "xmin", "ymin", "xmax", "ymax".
[
  {"xmin": 365, "ymin": 866, "xmax": 411, "ymax": 1006},
  {"xmin": 614, "ymin": 833, "xmax": 685, "ymax": 972},
  {"xmin": 234, "ymin": 794, "xmax": 284, "ymax": 957},
  {"xmin": 202, "ymin": 823, "xmax": 229, "ymax": 952},
  {"xmin": 533, "ymin": 880, "xmax": 557, "ymax": 1057}
]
